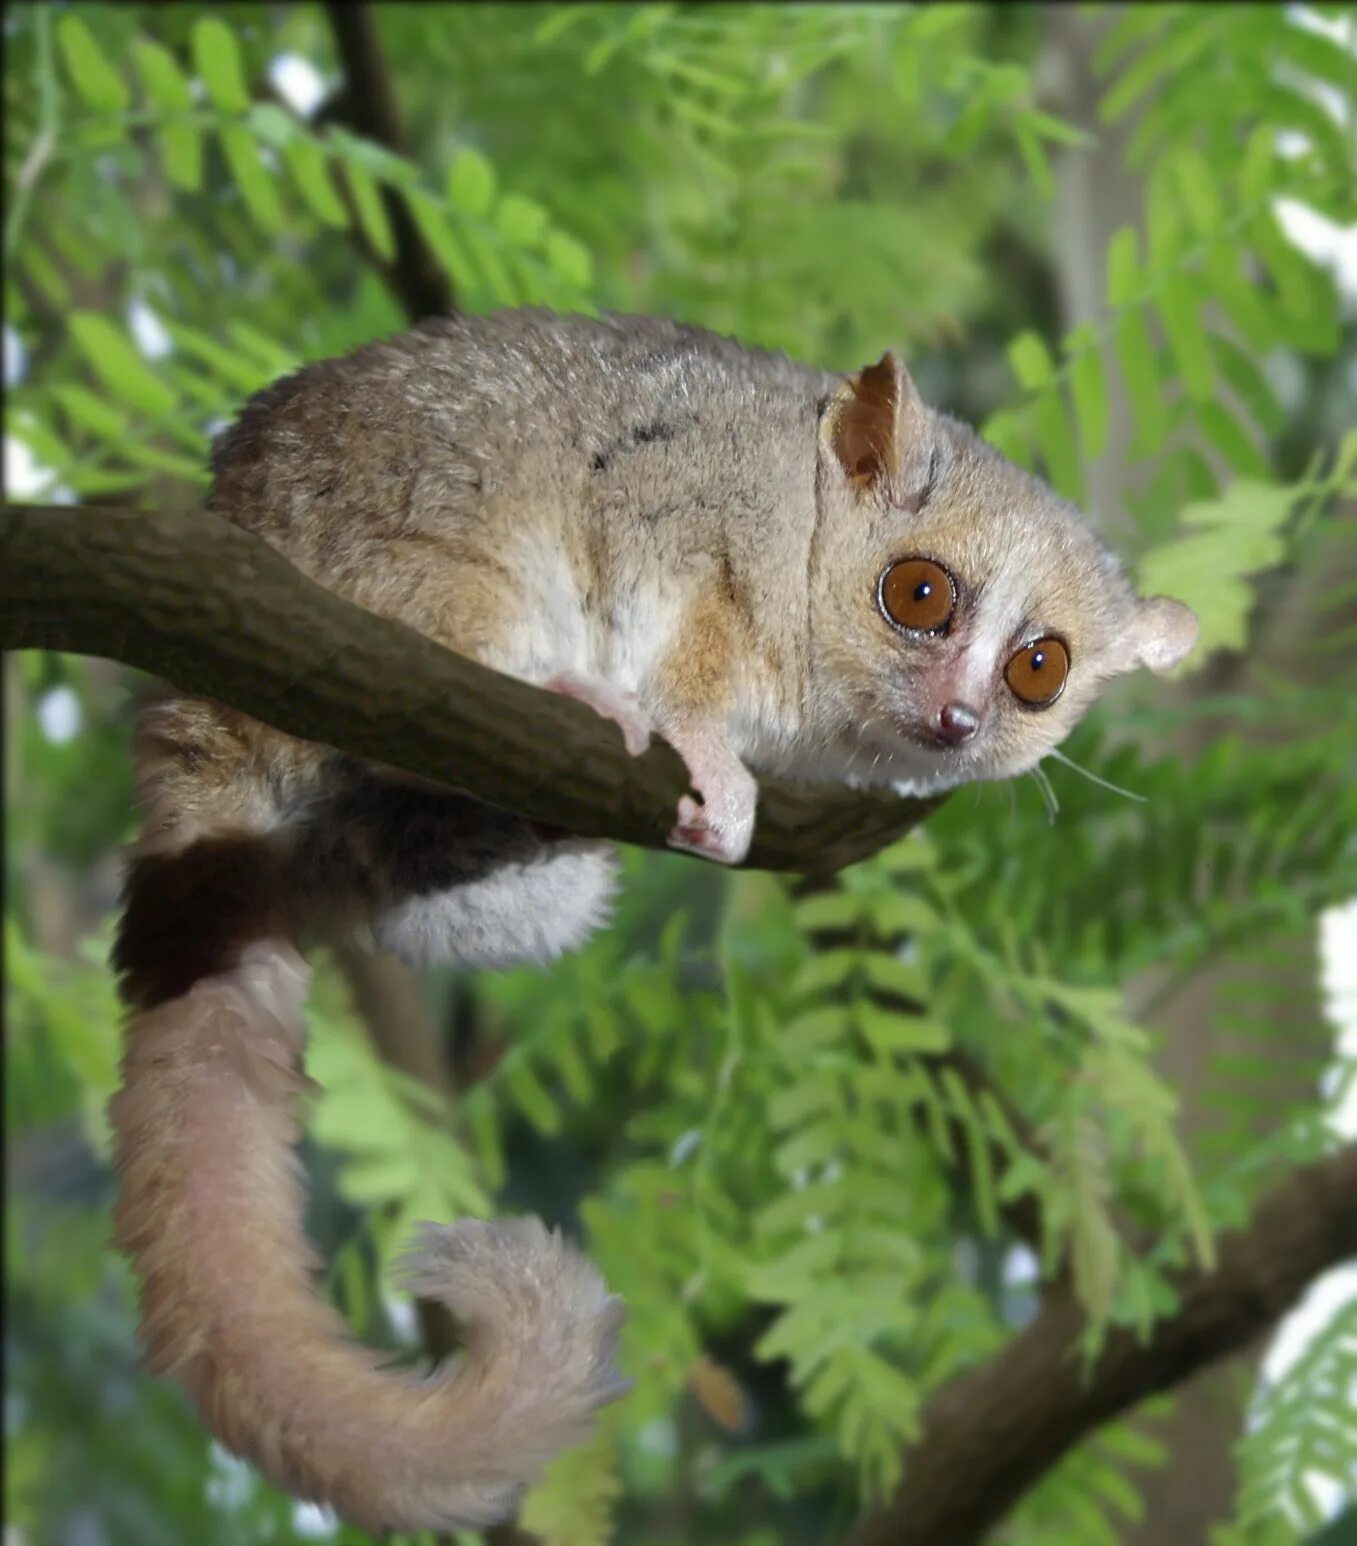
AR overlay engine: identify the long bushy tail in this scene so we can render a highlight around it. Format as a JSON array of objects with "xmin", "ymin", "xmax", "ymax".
[{"xmin": 109, "ymin": 832, "xmax": 625, "ymax": 1532}]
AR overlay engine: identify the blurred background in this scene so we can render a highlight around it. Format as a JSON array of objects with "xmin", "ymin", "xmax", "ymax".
[{"xmin": 4, "ymin": 5, "xmax": 1356, "ymax": 1544}]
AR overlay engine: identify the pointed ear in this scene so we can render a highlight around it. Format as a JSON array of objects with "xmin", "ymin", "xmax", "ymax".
[
  {"xmin": 822, "ymin": 352, "xmax": 921, "ymax": 492},
  {"xmin": 1132, "ymin": 595, "xmax": 1199, "ymax": 675}
]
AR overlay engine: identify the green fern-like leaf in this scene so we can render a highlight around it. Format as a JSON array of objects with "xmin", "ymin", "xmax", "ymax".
[
  {"xmin": 1233, "ymin": 1296, "xmax": 1357, "ymax": 1536},
  {"xmin": 306, "ymin": 957, "xmax": 491, "ymax": 1284},
  {"xmin": 520, "ymin": 1419, "xmax": 622, "ymax": 1546}
]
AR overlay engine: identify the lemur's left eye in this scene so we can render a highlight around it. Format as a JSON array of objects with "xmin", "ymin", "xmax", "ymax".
[
  {"xmin": 1005, "ymin": 637, "xmax": 1070, "ymax": 707},
  {"xmin": 879, "ymin": 558, "xmax": 955, "ymax": 633}
]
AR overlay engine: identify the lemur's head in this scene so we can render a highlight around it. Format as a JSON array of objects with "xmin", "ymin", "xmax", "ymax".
[{"xmin": 810, "ymin": 352, "xmax": 1197, "ymax": 793}]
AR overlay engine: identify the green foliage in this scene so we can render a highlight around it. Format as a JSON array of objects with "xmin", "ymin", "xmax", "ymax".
[
  {"xmin": 48, "ymin": 10, "xmax": 596, "ymax": 307},
  {"xmin": 6, "ymin": 916, "xmax": 121, "ymax": 1144},
  {"xmin": 1222, "ymin": 1299, "xmax": 1357, "ymax": 1542},
  {"xmin": 521, "ymin": 1417, "xmax": 625, "ymax": 1546},
  {"xmin": 1137, "ymin": 432, "xmax": 1357, "ymax": 665},
  {"xmin": 982, "ymin": 5, "xmax": 1354, "ymax": 514},
  {"xmin": 6, "ymin": 3, "xmax": 1356, "ymax": 1544},
  {"xmin": 306, "ymin": 959, "xmax": 491, "ymax": 1282},
  {"xmin": 461, "ymin": 892, "xmax": 720, "ymax": 1172},
  {"xmin": 751, "ymin": 833, "xmax": 1220, "ymax": 1359},
  {"xmin": 742, "ymin": 859, "xmax": 1003, "ymax": 1498},
  {"xmin": 998, "ymin": 1403, "xmax": 1172, "ymax": 1545}
]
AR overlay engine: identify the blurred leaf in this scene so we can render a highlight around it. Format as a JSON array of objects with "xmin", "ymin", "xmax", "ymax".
[
  {"xmin": 219, "ymin": 126, "xmax": 286, "ymax": 234},
  {"xmin": 134, "ymin": 38, "xmax": 202, "ymax": 191},
  {"xmin": 68, "ymin": 313, "xmax": 177, "ymax": 417},
  {"xmin": 192, "ymin": 16, "xmax": 251, "ymax": 114},
  {"xmin": 282, "ymin": 136, "xmax": 348, "ymax": 228},
  {"xmin": 1139, "ymin": 481, "xmax": 1295, "ymax": 661},
  {"xmin": 57, "ymin": 15, "xmax": 130, "ymax": 112},
  {"xmin": 447, "ymin": 146, "xmax": 497, "ymax": 215},
  {"xmin": 342, "ymin": 155, "xmax": 396, "ymax": 262}
]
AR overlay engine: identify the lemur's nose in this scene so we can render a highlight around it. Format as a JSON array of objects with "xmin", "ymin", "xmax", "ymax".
[{"xmin": 936, "ymin": 701, "xmax": 981, "ymax": 745}]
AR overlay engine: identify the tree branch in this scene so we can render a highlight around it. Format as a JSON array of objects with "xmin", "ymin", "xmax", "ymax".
[
  {"xmin": 848, "ymin": 1140, "xmax": 1357, "ymax": 1546},
  {"xmin": 0, "ymin": 503, "xmax": 938, "ymax": 872},
  {"xmin": 323, "ymin": 0, "xmax": 454, "ymax": 321}
]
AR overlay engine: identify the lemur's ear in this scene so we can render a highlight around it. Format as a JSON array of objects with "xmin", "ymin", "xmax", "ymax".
[
  {"xmin": 1132, "ymin": 595, "xmax": 1199, "ymax": 675},
  {"xmin": 822, "ymin": 352, "xmax": 926, "ymax": 497}
]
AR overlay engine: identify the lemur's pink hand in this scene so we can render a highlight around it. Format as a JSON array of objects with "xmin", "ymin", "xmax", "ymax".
[
  {"xmin": 545, "ymin": 673, "xmax": 652, "ymax": 758},
  {"xmin": 543, "ymin": 680, "xmax": 755, "ymax": 864}
]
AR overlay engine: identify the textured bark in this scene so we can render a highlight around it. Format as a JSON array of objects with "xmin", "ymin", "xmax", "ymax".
[
  {"xmin": 847, "ymin": 1141, "xmax": 1357, "ymax": 1546},
  {"xmin": 0, "ymin": 502, "xmax": 938, "ymax": 872}
]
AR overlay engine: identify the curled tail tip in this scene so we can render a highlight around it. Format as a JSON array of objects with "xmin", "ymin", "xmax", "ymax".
[
  {"xmin": 397, "ymin": 1214, "xmax": 604, "ymax": 1300},
  {"xmin": 397, "ymin": 1214, "xmax": 628, "ymax": 1411}
]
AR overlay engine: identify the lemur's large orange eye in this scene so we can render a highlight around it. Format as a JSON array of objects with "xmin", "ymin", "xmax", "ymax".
[
  {"xmin": 879, "ymin": 558, "xmax": 955, "ymax": 633},
  {"xmin": 1005, "ymin": 637, "xmax": 1070, "ymax": 707}
]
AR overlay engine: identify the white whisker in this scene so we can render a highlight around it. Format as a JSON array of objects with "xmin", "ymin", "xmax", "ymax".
[
  {"xmin": 1029, "ymin": 764, "xmax": 1059, "ymax": 825},
  {"xmin": 1048, "ymin": 747, "xmax": 1147, "ymax": 804}
]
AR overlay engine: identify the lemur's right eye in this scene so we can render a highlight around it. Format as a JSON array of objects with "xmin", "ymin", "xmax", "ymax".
[{"xmin": 879, "ymin": 558, "xmax": 955, "ymax": 633}]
